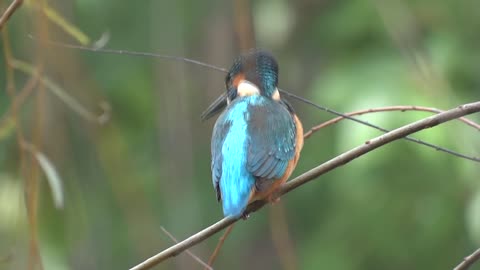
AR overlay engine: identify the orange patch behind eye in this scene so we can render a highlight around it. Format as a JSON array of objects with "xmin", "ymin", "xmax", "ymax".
[{"xmin": 232, "ymin": 73, "xmax": 245, "ymax": 88}]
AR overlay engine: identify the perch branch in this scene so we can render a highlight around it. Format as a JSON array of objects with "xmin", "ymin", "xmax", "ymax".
[
  {"xmin": 160, "ymin": 227, "xmax": 213, "ymax": 270},
  {"xmin": 454, "ymin": 248, "xmax": 480, "ymax": 270},
  {"xmin": 205, "ymin": 224, "xmax": 235, "ymax": 269},
  {"xmin": 38, "ymin": 40, "xmax": 479, "ymax": 161},
  {"xmin": 281, "ymin": 91, "xmax": 480, "ymax": 162},
  {"xmin": 129, "ymin": 101, "xmax": 480, "ymax": 270}
]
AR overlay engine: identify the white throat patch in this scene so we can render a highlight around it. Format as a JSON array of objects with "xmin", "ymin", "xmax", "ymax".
[{"xmin": 237, "ymin": 80, "xmax": 260, "ymax": 97}]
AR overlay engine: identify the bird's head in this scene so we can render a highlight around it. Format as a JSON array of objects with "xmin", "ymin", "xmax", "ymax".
[
  {"xmin": 225, "ymin": 50, "xmax": 280, "ymax": 103},
  {"xmin": 201, "ymin": 50, "xmax": 281, "ymax": 121}
]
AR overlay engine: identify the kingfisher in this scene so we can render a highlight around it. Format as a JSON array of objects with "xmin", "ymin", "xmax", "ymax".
[{"xmin": 204, "ymin": 50, "xmax": 304, "ymax": 218}]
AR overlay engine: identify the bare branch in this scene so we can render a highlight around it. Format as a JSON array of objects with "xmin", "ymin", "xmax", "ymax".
[
  {"xmin": 31, "ymin": 36, "xmax": 228, "ymax": 73},
  {"xmin": 8, "ymin": 59, "xmax": 110, "ymax": 125},
  {"xmin": 0, "ymin": 69, "xmax": 41, "ymax": 134},
  {"xmin": 454, "ymin": 248, "xmax": 480, "ymax": 270},
  {"xmin": 0, "ymin": 0, "xmax": 23, "ymax": 31},
  {"xmin": 160, "ymin": 227, "xmax": 213, "ymax": 270},
  {"xmin": 129, "ymin": 101, "xmax": 480, "ymax": 270},
  {"xmin": 270, "ymin": 204, "xmax": 297, "ymax": 270},
  {"xmin": 131, "ymin": 218, "xmax": 236, "ymax": 270},
  {"xmin": 39, "ymin": 39, "xmax": 480, "ymax": 161},
  {"xmin": 205, "ymin": 224, "xmax": 234, "ymax": 269},
  {"xmin": 304, "ymin": 105, "xmax": 480, "ymax": 139},
  {"xmin": 281, "ymin": 91, "xmax": 480, "ymax": 162}
]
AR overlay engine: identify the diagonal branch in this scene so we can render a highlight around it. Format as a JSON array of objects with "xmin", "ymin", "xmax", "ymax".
[
  {"xmin": 454, "ymin": 248, "xmax": 480, "ymax": 270},
  {"xmin": 205, "ymin": 224, "xmax": 234, "ymax": 269},
  {"xmin": 160, "ymin": 227, "xmax": 213, "ymax": 270},
  {"xmin": 281, "ymin": 91, "xmax": 480, "ymax": 162},
  {"xmin": 38, "ymin": 39, "xmax": 479, "ymax": 162},
  {"xmin": 304, "ymin": 105, "xmax": 480, "ymax": 139},
  {"xmin": 129, "ymin": 101, "xmax": 480, "ymax": 270},
  {"xmin": 8, "ymin": 59, "xmax": 110, "ymax": 124},
  {"xmin": 0, "ymin": 0, "xmax": 23, "ymax": 31}
]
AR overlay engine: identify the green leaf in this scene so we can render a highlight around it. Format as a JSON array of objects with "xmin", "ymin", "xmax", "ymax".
[{"xmin": 22, "ymin": 143, "xmax": 64, "ymax": 209}]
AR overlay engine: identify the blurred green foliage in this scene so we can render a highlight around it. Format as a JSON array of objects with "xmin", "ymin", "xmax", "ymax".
[{"xmin": 0, "ymin": 0, "xmax": 479, "ymax": 269}]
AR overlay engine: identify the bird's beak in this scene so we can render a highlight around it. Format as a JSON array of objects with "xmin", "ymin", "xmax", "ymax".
[{"xmin": 201, "ymin": 92, "xmax": 228, "ymax": 121}]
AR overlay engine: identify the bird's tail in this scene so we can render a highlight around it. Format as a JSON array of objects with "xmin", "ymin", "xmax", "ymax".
[{"xmin": 220, "ymin": 172, "xmax": 255, "ymax": 218}]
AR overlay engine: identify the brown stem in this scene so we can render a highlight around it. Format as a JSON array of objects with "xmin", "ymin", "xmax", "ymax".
[
  {"xmin": 205, "ymin": 224, "xmax": 235, "ymax": 269},
  {"xmin": 160, "ymin": 227, "xmax": 213, "ymax": 270},
  {"xmin": 454, "ymin": 248, "xmax": 480, "ymax": 270},
  {"xmin": 0, "ymin": 69, "xmax": 41, "ymax": 132},
  {"xmin": 0, "ymin": 0, "xmax": 23, "ymax": 31},
  {"xmin": 304, "ymin": 105, "xmax": 480, "ymax": 139},
  {"xmin": 269, "ymin": 204, "xmax": 297, "ymax": 270},
  {"xmin": 129, "ymin": 101, "xmax": 480, "ymax": 270}
]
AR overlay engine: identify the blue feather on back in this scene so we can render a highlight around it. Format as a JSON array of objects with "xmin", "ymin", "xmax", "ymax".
[
  {"xmin": 211, "ymin": 95, "xmax": 296, "ymax": 217},
  {"xmin": 212, "ymin": 97, "xmax": 257, "ymax": 217}
]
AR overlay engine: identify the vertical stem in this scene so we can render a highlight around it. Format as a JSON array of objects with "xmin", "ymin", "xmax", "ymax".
[
  {"xmin": 269, "ymin": 203, "xmax": 297, "ymax": 270},
  {"xmin": 2, "ymin": 23, "xmax": 32, "ymax": 270},
  {"xmin": 233, "ymin": 0, "xmax": 256, "ymax": 50},
  {"xmin": 26, "ymin": 0, "xmax": 48, "ymax": 268},
  {"xmin": 205, "ymin": 224, "xmax": 235, "ymax": 269}
]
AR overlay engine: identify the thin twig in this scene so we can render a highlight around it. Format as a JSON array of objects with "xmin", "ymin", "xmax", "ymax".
[
  {"xmin": 2, "ymin": 25, "xmax": 41, "ymax": 270},
  {"xmin": 0, "ymin": 0, "xmax": 23, "ymax": 31},
  {"xmin": 0, "ymin": 69, "xmax": 41, "ymax": 133},
  {"xmin": 4, "ymin": 43, "xmax": 42, "ymax": 270},
  {"xmin": 39, "ymin": 39, "xmax": 479, "ymax": 162},
  {"xmin": 8, "ymin": 59, "xmax": 109, "ymax": 124},
  {"xmin": 131, "ymin": 218, "xmax": 236, "ymax": 270},
  {"xmin": 304, "ymin": 105, "xmax": 480, "ymax": 139},
  {"xmin": 129, "ymin": 101, "xmax": 480, "ymax": 270},
  {"xmin": 281, "ymin": 91, "xmax": 480, "ymax": 163},
  {"xmin": 31, "ymin": 36, "xmax": 228, "ymax": 73},
  {"xmin": 205, "ymin": 224, "xmax": 234, "ymax": 269},
  {"xmin": 454, "ymin": 248, "xmax": 480, "ymax": 270},
  {"xmin": 27, "ymin": 6, "xmax": 48, "ymax": 269},
  {"xmin": 160, "ymin": 227, "xmax": 213, "ymax": 270}
]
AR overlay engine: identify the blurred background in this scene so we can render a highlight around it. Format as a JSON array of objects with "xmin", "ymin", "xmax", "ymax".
[{"xmin": 0, "ymin": 0, "xmax": 479, "ymax": 269}]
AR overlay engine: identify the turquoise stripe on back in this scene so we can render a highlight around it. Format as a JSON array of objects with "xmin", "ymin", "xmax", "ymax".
[{"xmin": 217, "ymin": 96, "xmax": 263, "ymax": 217}]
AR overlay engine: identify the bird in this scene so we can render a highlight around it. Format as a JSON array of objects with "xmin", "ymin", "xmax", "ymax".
[{"xmin": 206, "ymin": 50, "xmax": 304, "ymax": 218}]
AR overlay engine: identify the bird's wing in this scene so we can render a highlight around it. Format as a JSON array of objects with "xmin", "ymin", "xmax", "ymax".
[
  {"xmin": 246, "ymin": 101, "xmax": 297, "ymax": 180},
  {"xmin": 211, "ymin": 98, "xmax": 297, "ymax": 202},
  {"xmin": 211, "ymin": 117, "xmax": 231, "ymax": 201}
]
